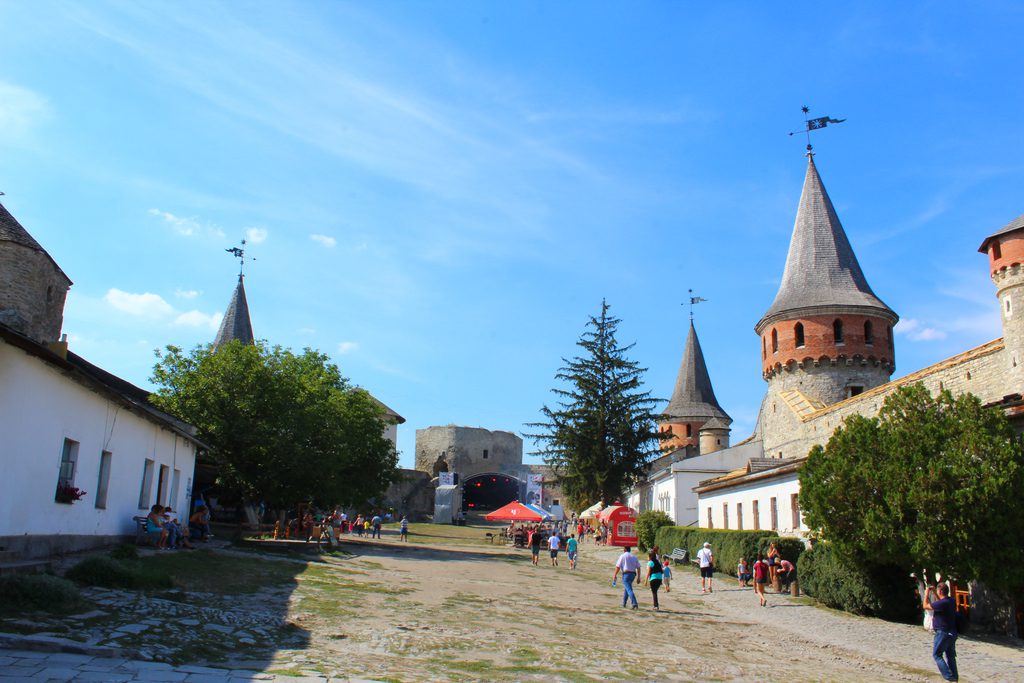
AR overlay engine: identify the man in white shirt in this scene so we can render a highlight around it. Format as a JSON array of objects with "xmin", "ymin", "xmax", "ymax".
[
  {"xmin": 548, "ymin": 532, "xmax": 561, "ymax": 566},
  {"xmin": 612, "ymin": 546, "xmax": 642, "ymax": 609},
  {"xmin": 697, "ymin": 542, "xmax": 714, "ymax": 593}
]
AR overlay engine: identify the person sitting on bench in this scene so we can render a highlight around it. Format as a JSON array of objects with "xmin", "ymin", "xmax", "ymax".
[{"xmin": 189, "ymin": 502, "xmax": 212, "ymax": 541}]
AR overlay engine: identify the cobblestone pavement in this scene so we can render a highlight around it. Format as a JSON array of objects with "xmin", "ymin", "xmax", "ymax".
[{"xmin": 0, "ymin": 648, "xmax": 382, "ymax": 682}]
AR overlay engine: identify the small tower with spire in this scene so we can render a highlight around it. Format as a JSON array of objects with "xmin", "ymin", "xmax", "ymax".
[
  {"xmin": 212, "ymin": 240, "xmax": 254, "ymax": 349},
  {"xmin": 755, "ymin": 154, "xmax": 898, "ymax": 411},
  {"xmin": 659, "ymin": 320, "xmax": 732, "ymax": 455},
  {"xmin": 0, "ymin": 200, "xmax": 72, "ymax": 344}
]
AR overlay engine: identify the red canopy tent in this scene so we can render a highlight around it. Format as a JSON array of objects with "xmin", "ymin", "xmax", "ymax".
[
  {"xmin": 484, "ymin": 500, "xmax": 548, "ymax": 522},
  {"xmin": 598, "ymin": 504, "xmax": 638, "ymax": 547}
]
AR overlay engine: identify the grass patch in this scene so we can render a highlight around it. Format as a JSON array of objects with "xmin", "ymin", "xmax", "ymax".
[
  {"xmin": 140, "ymin": 549, "xmax": 302, "ymax": 593},
  {"xmin": 0, "ymin": 574, "xmax": 84, "ymax": 613},
  {"xmin": 394, "ymin": 522, "xmax": 508, "ymax": 547},
  {"xmin": 66, "ymin": 556, "xmax": 172, "ymax": 590}
]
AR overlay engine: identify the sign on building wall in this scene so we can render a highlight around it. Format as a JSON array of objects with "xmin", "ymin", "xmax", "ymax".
[
  {"xmin": 526, "ymin": 474, "xmax": 543, "ymax": 507},
  {"xmin": 438, "ymin": 472, "xmax": 455, "ymax": 487}
]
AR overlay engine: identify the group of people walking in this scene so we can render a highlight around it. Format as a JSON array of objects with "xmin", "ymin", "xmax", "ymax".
[
  {"xmin": 523, "ymin": 525, "xmax": 579, "ymax": 570},
  {"xmin": 612, "ymin": 546, "xmax": 674, "ymax": 611}
]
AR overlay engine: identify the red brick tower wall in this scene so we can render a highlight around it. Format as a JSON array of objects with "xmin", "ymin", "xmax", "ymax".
[{"xmin": 760, "ymin": 313, "xmax": 895, "ymax": 379}]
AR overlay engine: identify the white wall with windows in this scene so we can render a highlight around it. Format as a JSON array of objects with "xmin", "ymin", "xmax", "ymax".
[
  {"xmin": 696, "ymin": 470, "xmax": 805, "ymax": 537},
  {"xmin": 0, "ymin": 339, "xmax": 199, "ymax": 557}
]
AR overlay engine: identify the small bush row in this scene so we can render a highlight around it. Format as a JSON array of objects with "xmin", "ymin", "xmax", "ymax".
[
  {"xmin": 653, "ymin": 526, "xmax": 805, "ymax": 576},
  {"xmin": 798, "ymin": 543, "xmax": 919, "ymax": 623},
  {"xmin": 0, "ymin": 574, "xmax": 82, "ymax": 612},
  {"xmin": 65, "ymin": 555, "xmax": 172, "ymax": 590}
]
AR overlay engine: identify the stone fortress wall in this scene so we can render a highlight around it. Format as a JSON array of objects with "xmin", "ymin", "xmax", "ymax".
[
  {"xmin": 0, "ymin": 241, "xmax": 70, "ymax": 343},
  {"xmin": 415, "ymin": 425, "xmax": 523, "ymax": 480},
  {"xmin": 760, "ymin": 338, "xmax": 1008, "ymax": 460}
]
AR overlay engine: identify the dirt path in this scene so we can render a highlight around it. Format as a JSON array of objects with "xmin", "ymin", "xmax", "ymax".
[{"xmin": 256, "ymin": 536, "xmax": 1024, "ymax": 682}]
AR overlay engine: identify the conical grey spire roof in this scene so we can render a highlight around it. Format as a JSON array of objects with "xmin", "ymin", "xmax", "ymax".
[
  {"xmin": 213, "ymin": 275, "xmax": 254, "ymax": 348},
  {"xmin": 755, "ymin": 156, "xmax": 896, "ymax": 333},
  {"xmin": 662, "ymin": 321, "xmax": 731, "ymax": 424}
]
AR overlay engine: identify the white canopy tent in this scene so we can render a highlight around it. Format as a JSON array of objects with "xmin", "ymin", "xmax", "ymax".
[{"xmin": 578, "ymin": 502, "xmax": 604, "ymax": 520}]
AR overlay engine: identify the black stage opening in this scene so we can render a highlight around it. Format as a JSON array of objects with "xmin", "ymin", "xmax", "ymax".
[{"xmin": 462, "ymin": 474, "xmax": 519, "ymax": 512}]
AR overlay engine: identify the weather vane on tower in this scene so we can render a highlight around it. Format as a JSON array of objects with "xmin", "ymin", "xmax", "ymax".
[
  {"xmin": 686, "ymin": 289, "xmax": 707, "ymax": 321},
  {"xmin": 225, "ymin": 239, "xmax": 254, "ymax": 278},
  {"xmin": 789, "ymin": 105, "xmax": 846, "ymax": 156}
]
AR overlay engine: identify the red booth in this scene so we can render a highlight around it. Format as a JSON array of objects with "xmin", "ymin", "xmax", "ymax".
[{"xmin": 598, "ymin": 505, "xmax": 638, "ymax": 547}]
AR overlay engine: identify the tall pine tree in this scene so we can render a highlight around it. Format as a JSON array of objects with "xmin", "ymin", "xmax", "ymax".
[{"xmin": 528, "ymin": 300, "xmax": 663, "ymax": 510}]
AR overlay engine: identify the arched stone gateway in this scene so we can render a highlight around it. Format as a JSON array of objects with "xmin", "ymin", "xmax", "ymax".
[{"xmin": 462, "ymin": 473, "xmax": 520, "ymax": 512}]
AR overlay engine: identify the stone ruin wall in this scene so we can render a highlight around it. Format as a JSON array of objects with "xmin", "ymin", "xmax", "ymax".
[
  {"xmin": 0, "ymin": 242, "xmax": 70, "ymax": 343},
  {"xmin": 415, "ymin": 426, "xmax": 523, "ymax": 480},
  {"xmin": 760, "ymin": 340, "xmax": 1010, "ymax": 460}
]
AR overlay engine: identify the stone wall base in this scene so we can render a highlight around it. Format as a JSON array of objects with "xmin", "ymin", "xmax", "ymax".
[{"xmin": 0, "ymin": 533, "xmax": 131, "ymax": 561}]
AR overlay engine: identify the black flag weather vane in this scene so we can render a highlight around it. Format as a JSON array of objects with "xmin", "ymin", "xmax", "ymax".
[
  {"xmin": 225, "ymin": 239, "xmax": 254, "ymax": 277},
  {"xmin": 686, "ymin": 289, "xmax": 707, "ymax": 321},
  {"xmin": 789, "ymin": 105, "xmax": 845, "ymax": 155}
]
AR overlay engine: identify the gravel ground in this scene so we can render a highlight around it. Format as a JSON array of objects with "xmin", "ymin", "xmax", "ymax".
[{"xmin": 5, "ymin": 534, "xmax": 1022, "ymax": 682}]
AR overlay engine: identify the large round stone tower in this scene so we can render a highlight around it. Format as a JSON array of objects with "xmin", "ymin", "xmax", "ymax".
[
  {"xmin": 0, "ymin": 201, "xmax": 71, "ymax": 343},
  {"xmin": 756, "ymin": 155, "xmax": 897, "ymax": 458},
  {"xmin": 979, "ymin": 214, "xmax": 1024, "ymax": 395}
]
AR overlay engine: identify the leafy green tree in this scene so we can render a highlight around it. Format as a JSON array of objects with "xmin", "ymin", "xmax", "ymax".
[
  {"xmin": 150, "ymin": 341, "xmax": 398, "ymax": 508},
  {"xmin": 800, "ymin": 383, "xmax": 1024, "ymax": 593},
  {"xmin": 636, "ymin": 509, "xmax": 674, "ymax": 552},
  {"xmin": 528, "ymin": 300, "xmax": 663, "ymax": 511}
]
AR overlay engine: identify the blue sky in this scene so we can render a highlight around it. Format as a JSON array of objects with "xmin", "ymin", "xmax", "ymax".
[{"xmin": 2, "ymin": 2, "xmax": 1022, "ymax": 468}]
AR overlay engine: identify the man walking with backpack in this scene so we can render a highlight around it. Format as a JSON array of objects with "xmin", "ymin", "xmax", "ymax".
[{"xmin": 923, "ymin": 583, "xmax": 958, "ymax": 681}]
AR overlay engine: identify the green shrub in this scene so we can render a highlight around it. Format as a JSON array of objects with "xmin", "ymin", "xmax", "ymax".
[
  {"xmin": 65, "ymin": 556, "xmax": 172, "ymax": 590},
  {"xmin": 636, "ymin": 510, "xmax": 674, "ymax": 551},
  {"xmin": 0, "ymin": 574, "xmax": 82, "ymax": 612},
  {"xmin": 109, "ymin": 544, "xmax": 139, "ymax": 561},
  {"xmin": 654, "ymin": 526, "xmax": 806, "ymax": 577},
  {"xmin": 798, "ymin": 543, "xmax": 919, "ymax": 623}
]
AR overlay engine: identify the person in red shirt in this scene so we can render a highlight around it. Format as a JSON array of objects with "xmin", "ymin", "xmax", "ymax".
[{"xmin": 752, "ymin": 553, "xmax": 769, "ymax": 607}]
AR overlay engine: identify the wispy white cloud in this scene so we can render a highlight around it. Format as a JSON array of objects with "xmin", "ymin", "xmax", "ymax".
[
  {"xmin": 174, "ymin": 310, "xmax": 223, "ymax": 330},
  {"xmin": 310, "ymin": 233, "xmax": 337, "ymax": 248},
  {"xmin": 895, "ymin": 318, "xmax": 947, "ymax": 342},
  {"xmin": 148, "ymin": 208, "xmax": 225, "ymax": 238},
  {"xmin": 105, "ymin": 288, "xmax": 175, "ymax": 318},
  {"xmin": 67, "ymin": 3, "xmax": 621, "ymax": 267},
  {"xmin": 337, "ymin": 341, "xmax": 359, "ymax": 355},
  {"xmin": 104, "ymin": 288, "xmax": 221, "ymax": 331},
  {"xmin": 175, "ymin": 288, "xmax": 200, "ymax": 299},
  {"xmin": 245, "ymin": 226, "xmax": 268, "ymax": 244},
  {"xmin": 0, "ymin": 81, "xmax": 51, "ymax": 144}
]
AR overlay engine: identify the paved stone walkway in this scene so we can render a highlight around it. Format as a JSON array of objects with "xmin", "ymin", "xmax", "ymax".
[{"xmin": 0, "ymin": 648, "xmax": 382, "ymax": 682}]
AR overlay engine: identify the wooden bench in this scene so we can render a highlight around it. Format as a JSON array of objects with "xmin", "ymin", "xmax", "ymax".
[{"xmin": 670, "ymin": 547, "xmax": 689, "ymax": 563}]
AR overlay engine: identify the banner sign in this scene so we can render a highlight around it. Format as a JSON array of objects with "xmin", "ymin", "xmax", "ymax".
[{"xmin": 526, "ymin": 474, "xmax": 543, "ymax": 507}]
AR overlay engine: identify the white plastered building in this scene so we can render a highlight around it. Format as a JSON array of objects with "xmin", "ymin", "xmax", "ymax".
[{"xmin": 0, "ymin": 200, "xmax": 203, "ymax": 560}]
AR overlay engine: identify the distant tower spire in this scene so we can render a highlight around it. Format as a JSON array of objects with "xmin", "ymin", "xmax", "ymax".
[{"xmin": 213, "ymin": 240, "xmax": 255, "ymax": 349}]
